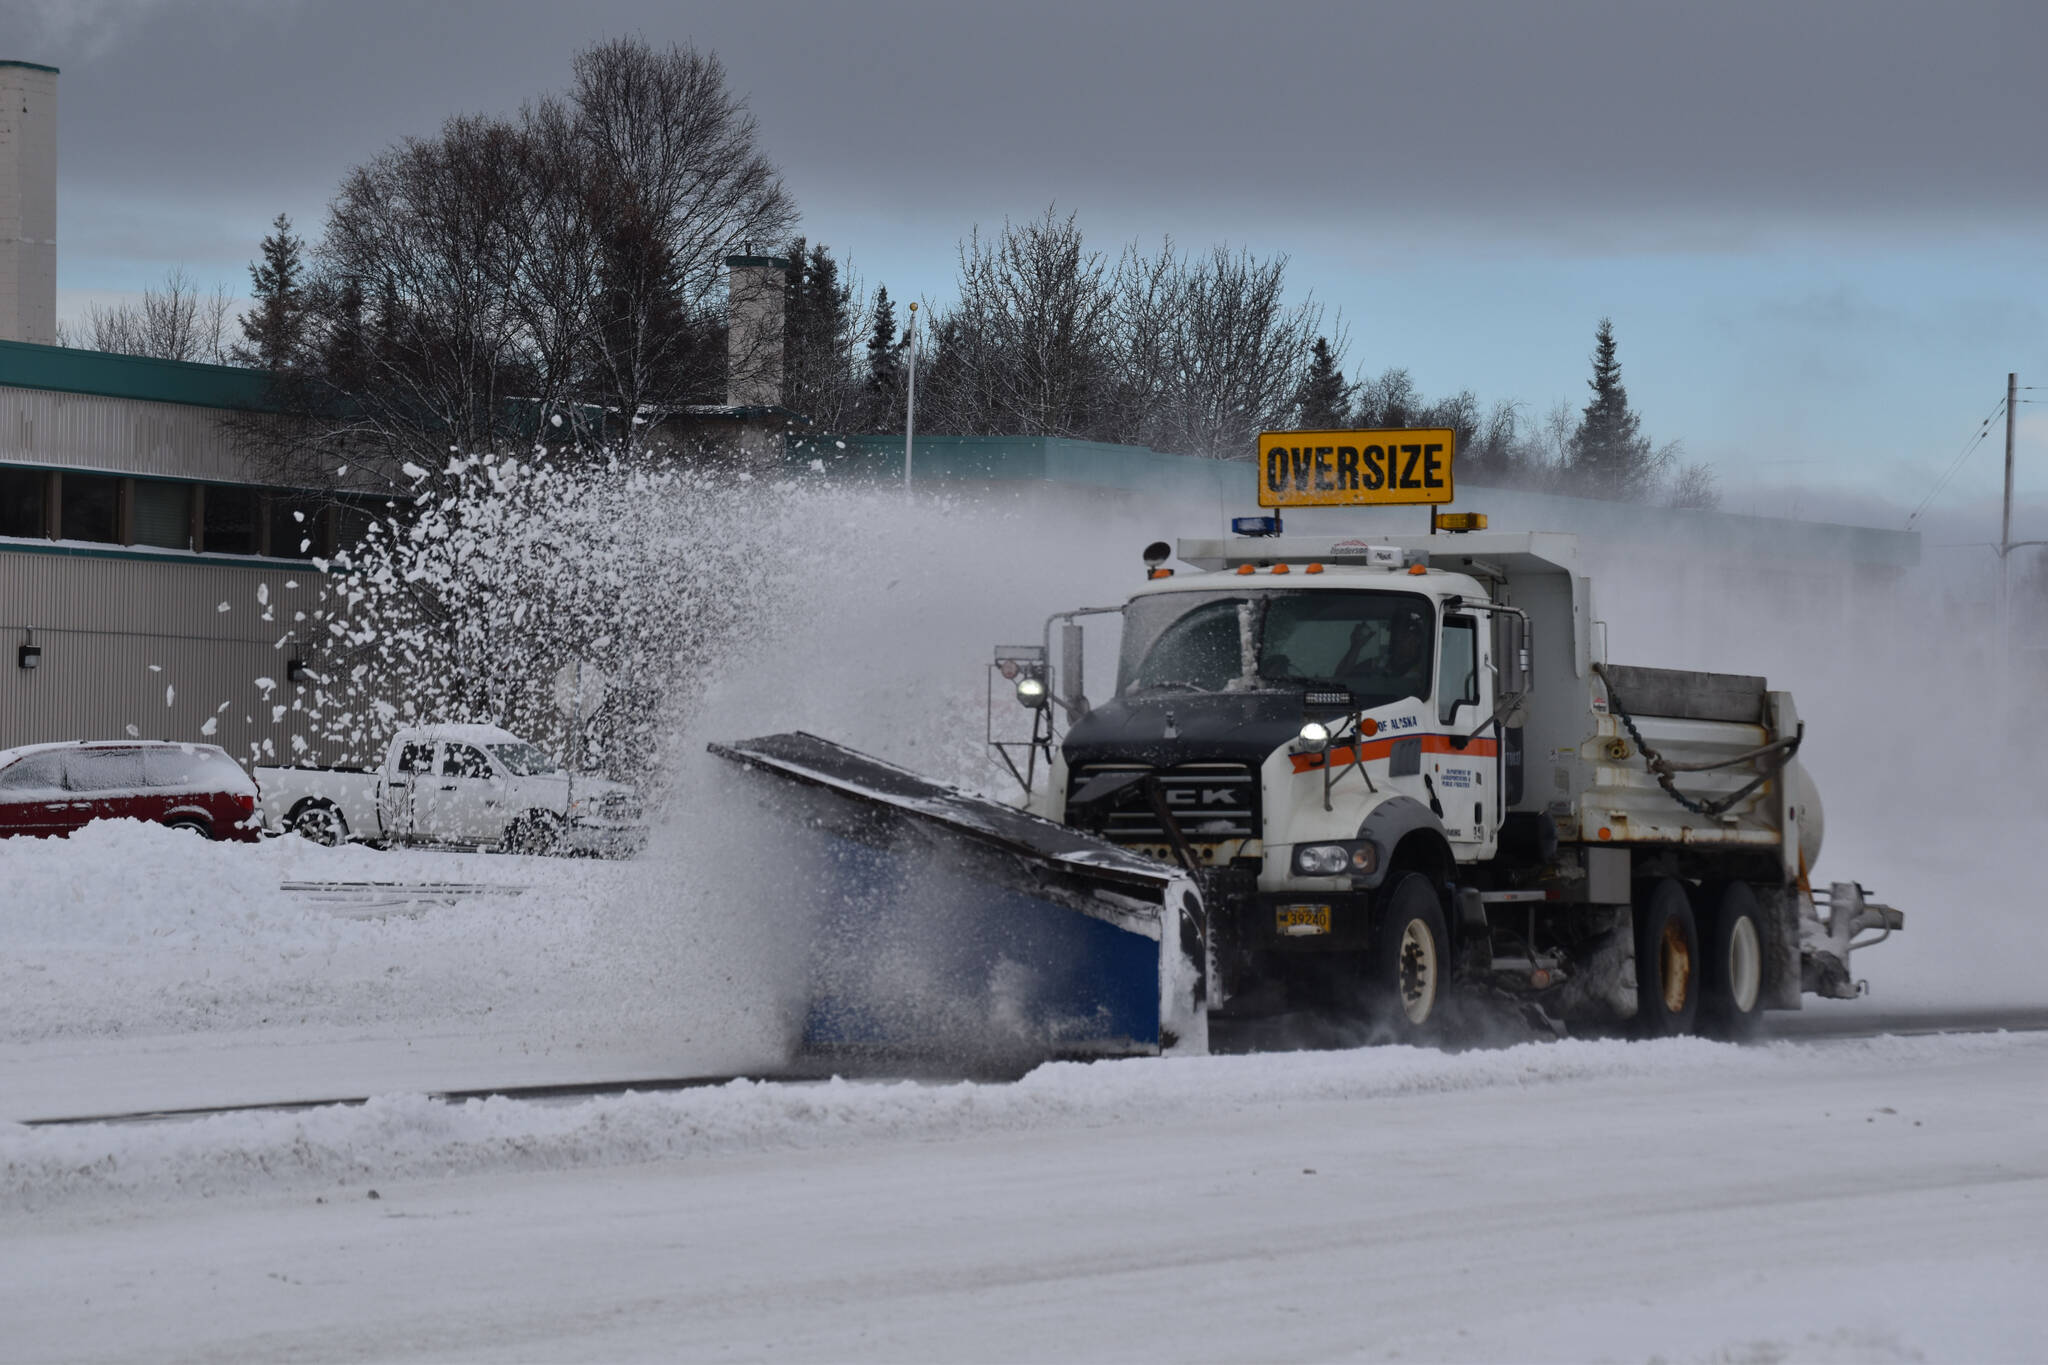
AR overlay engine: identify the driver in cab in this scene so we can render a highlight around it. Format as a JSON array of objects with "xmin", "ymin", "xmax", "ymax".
[{"xmin": 1337, "ymin": 606, "xmax": 1432, "ymax": 705}]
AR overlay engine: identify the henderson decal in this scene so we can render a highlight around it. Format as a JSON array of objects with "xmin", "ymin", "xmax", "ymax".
[{"xmin": 1257, "ymin": 427, "xmax": 1456, "ymax": 508}]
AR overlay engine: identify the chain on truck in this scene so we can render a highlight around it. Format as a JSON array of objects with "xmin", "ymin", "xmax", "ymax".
[{"xmin": 982, "ymin": 425, "xmax": 1903, "ymax": 1040}]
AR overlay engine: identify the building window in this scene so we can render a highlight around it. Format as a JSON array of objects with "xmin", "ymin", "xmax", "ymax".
[
  {"xmin": 204, "ymin": 484, "xmax": 260, "ymax": 555},
  {"xmin": 60, "ymin": 473, "xmax": 122, "ymax": 544},
  {"xmin": 0, "ymin": 467, "xmax": 46, "ymax": 539},
  {"xmin": 131, "ymin": 480, "xmax": 193, "ymax": 550},
  {"xmin": 268, "ymin": 496, "xmax": 326, "ymax": 559}
]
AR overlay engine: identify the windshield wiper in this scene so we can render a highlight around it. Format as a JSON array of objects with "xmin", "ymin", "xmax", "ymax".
[{"xmin": 1127, "ymin": 680, "xmax": 1209, "ymax": 695}]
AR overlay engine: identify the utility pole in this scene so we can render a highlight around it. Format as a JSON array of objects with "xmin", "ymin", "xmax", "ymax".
[
  {"xmin": 904, "ymin": 302, "xmax": 919, "ymax": 494},
  {"xmin": 2000, "ymin": 372, "xmax": 2018, "ymax": 707}
]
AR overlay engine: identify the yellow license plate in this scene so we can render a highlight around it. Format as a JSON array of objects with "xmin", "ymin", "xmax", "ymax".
[{"xmin": 1276, "ymin": 904, "xmax": 1332, "ymax": 936}]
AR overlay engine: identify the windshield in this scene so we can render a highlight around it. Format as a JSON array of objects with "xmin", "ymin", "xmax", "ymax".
[
  {"xmin": 1119, "ymin": 589, "xmax": 1435, "ymax": 709},
  {"xmin": 487, "ymin": 741, "xmax": 562, "ymax": 776}
]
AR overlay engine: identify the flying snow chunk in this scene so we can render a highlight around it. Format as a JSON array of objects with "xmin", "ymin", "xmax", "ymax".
[
  {"xmin": 165, "ymin": 685, "xmax": 175, "ymax": 707},
  {"xmin": 216, "ymin": 602, "xmax": 230, "ymax": 613},
  {"xmin": 810, "ymin": 459, "xmax": 826, "ymax": 473},
  {"xmin": 550, "ymin": 413, "xmax": 564, "ymax": 428},
  {"xmin": 199, "ymin": 717, "xmax": 218, "ymax": 736},
  {"xmin": 401, "ymin": 462, "xmax": 428, "ymax": 481},
  {"xmin": 124, "ymin": 724, "xmax": 139, "ymax": 737}
]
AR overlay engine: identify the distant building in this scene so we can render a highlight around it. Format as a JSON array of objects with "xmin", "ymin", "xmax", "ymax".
[{"xmin": 0, "ymin": 60, "xmax": 382, "ymax": 765}]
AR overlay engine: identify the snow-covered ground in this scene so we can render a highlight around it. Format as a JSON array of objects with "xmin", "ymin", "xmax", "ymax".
[{"xmin": 5, "ymin": 1031, "xmax": 2043, "ymax": 1361}]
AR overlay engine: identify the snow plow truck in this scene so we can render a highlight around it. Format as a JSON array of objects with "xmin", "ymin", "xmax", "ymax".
[{"xmin": 713, "ymin": 439, "xmax": 1902, "ymax": 1061}]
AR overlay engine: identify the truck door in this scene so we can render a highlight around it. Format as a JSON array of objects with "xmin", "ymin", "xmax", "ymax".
[
  {"xmin": 379, "ymin": 740, "xmax": 436, "ymax": 842},
  {"xmin": 417, "ymin": 742, "xmax": 503, "ymax": 845},
  {"xmin": 1433, "ymin": 614, "xmax": 1496, "ymax": 855}
]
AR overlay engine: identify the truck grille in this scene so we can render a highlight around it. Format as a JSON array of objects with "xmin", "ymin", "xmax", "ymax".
[{"xmin": 1070, "ymin": 763, "xmax": 1259, "ymax": 843}]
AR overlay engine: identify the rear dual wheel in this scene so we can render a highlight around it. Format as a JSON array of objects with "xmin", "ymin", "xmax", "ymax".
[
  {"xmin": 1633, "ymin": 878, "xmax": 1700, "ymax": 1037},
  {"xmin": 1697, "ymin": 881, "xmax": 1766, "ymax": 1041},
  {"xmin": 1635, "ymin": 878, "xmax": 1766, "ymax": 1040}
]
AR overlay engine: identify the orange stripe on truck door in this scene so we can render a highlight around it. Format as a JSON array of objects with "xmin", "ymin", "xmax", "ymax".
[{"xmin": 1291, "ymin": 733, "xmax": 1499, "ymax": 775}]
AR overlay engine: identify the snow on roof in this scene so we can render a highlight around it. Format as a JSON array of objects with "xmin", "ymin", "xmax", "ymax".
[
  {"xmin": 0, "ymin": 738, "xmax": 229, "ymax": 766},
  {"xmin": 405, "ymin": 723, "xmax": 530, "ymax": 747}
]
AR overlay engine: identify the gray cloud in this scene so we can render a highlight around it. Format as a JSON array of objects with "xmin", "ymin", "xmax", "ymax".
[{"xmin": 17, "ymin": 0, "xmax": 2047, "ymax": 262}]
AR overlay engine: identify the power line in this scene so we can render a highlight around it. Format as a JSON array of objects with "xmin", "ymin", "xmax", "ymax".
[{"xmin": 1907, "ymin": 396, "xmax": 2008, "ymax": 527}]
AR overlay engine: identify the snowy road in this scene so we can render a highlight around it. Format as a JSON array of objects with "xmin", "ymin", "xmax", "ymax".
[{"xmin": 6, "ymin": 1033, "xmax": 2044, "ymax": 1363}]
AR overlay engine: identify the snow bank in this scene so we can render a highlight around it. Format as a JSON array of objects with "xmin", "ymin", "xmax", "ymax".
[{"xmin": 5, "ymin": 1031, "xmax": 2034, "ymax": 1215}]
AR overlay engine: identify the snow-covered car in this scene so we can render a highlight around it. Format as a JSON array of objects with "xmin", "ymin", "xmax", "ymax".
[
  {"xmin": 257, "ymin": 723, "xmax": 643, "ymax": 856},
  {"xmin": 0, "ymin": 740, "xmax": 261, "ymax": 841}
]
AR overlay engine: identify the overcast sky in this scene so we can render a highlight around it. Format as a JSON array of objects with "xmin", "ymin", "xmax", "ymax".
[{"xmin": 16, "ymin": 0, "xmax": 2048, "ymax": 538}]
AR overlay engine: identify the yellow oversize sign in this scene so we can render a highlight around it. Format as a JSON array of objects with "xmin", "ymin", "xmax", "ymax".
[{"xmin": 1257, "ymin": 428, "xmax": 1456, "ymax": 507}]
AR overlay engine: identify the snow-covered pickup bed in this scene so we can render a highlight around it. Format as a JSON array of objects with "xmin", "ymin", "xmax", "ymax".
[{"xmin": 259, "ymin": 724, "xmax": 642, "ymax": 856}]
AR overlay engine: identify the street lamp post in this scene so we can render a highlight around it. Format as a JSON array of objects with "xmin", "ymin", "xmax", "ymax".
[{"xmin": 904, "ymin": 302, "xmax": 919, "ymax": 494}]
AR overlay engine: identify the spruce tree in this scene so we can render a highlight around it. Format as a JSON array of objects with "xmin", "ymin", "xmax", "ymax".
[
  {"xmin": 1293, "ymin": 336, "xmax": 1352, "ymax": 427},
  {"xmin": 1568, "ymin": 318, "xmax": 1653, "ymax": 499},
  {"xmin": 782, "ymin": 240, "xmax": 853, "ymax": 424},
  {"xmin": 864, "ymin": 284, "xmax": 902, "ymax": 430},
  {"xmin": 236, "ymin": 213, "xmax": 307, "ymax": 371}
]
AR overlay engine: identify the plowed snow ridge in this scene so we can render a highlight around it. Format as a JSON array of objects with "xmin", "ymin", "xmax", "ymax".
[{"xmin": 6, "ymin": 1032, "xmax": 2036, "ymax": 1213}]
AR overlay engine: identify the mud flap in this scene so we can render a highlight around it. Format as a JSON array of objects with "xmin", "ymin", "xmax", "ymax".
[{"xmin": 709, "ymin": 732, "xmax": 1208, "ymax": 1064}]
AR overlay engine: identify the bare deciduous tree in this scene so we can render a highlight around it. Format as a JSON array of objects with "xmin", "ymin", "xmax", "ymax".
[
  {"xmin": 1113, "ymin": 242, "xmax": 1327, "ymax": 459},
  {"xmin": 83, "ymin": 267, "xmax": 235, "ymax": 364},
  {"xmin": 922, "ymin": 208, "xmax": 1116, "ymax": 439},
  {"xmin": 267, "ymin": 36, "xmax": 796, "ymax": 480},
  {"xmin": 570, "ymin": 38, "xmax": 796, "ymax": 436}
]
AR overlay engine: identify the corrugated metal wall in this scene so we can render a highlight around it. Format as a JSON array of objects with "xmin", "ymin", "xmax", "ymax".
[
  {"xmin": 1, "ymin": 387, "xmax": 267, "ymax": 482},
  {"xmin": 1, "ymin": 545, "xmax": 346, "ymax": 768}
]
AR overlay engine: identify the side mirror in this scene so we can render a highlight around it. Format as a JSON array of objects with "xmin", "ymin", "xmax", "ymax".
[
  {"xmin": 1494, "ymin": 612, "xmax": 1530, "ymax": 696},
  {"xmin": 1058, "ymin": 621, "xmax": 1089, "ymax": 719}
]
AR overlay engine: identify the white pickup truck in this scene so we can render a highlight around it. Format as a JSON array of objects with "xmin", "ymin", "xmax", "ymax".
[{"xmin": 258, "ymin": 723, "xmax": 642, "ymax": 856}]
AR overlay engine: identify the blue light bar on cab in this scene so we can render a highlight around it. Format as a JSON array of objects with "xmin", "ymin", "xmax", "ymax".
[{"xmin": 1231, "ymin": 514, "xmax": 1284, "ymax": 538}]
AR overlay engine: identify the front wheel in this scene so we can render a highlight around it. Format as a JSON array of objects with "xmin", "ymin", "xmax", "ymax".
[
  {"xmin": 1634, "ymin": 878, "xmax": 1701, "ymax": 1037},
  {"xmin": 503, "ymin": 812, "xmax": 563, "ymax": 856},
  {"xmin": 1370, "ymin": 873, "xmax": 1448, "ymax": 1039}
]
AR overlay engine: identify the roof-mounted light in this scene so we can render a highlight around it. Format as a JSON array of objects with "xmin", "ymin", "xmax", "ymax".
[{"xmin": 1231, "ymin": 515, "xmax": 1283, "ymax": 538}]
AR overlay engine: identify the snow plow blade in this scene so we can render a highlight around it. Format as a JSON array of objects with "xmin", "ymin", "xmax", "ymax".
[{"xmin": 708, "ymin": 732, "xmax": 1206, "ymax": 1064}]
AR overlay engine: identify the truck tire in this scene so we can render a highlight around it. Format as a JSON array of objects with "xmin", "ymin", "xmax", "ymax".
[
  {"xmin": 1634, "ymin": 878, "xmax": 1700, "ymax": 1038},
  {"xmin": 1699, "ymin": 882, "xmax": 1766, "ymax": 1041},
  {"xmin": 504, "ymin": 812, "xmax": 562, "ymax": 856},
  {"xmin": 1370, "ymin": 873, "xmax": 1447, "ymax": 1039},
  {"xmin": 289, "ymin": 800, "xmax": 348, "ymax": 847}
]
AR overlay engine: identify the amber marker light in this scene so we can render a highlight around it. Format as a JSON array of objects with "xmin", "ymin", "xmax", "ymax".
[
  {"xmin": 1304, "ymin": 563, "xmax": 1324, "ymax": 574},
  {"xmin": 1360, "ymin": 718, "xmax": 1379, "ymax": 736},
  {"xmin": 1271, "ymin": 563, "xmax": 1290, "ymax": 574},
  {"xmin": 1236, "ymin": 564, "xmax": 1257, "ymax": 575},
  {"xmin": 1598, "ymin": 827, "xmax": 1613, "ymax": 841},
  {"xmin": 1407, "ymin": 563, "xmax": 1428, "ymax": 575}
]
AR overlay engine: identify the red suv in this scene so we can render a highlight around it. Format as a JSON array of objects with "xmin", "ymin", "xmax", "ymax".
[{"xmin": 0, "ymin": 741, "xmax": 261, "ymax": 841}]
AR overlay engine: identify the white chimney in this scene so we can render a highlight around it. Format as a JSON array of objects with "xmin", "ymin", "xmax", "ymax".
[
  {"xmin": 725, "ymin": 253, "xmax": 788, "ymax": 408},
  {"xmin": 0, "ymin": 60, "xmax": 58, "ymax": 346}
]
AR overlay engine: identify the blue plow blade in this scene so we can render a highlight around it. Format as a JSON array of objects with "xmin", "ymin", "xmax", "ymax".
[{"xmin": 708, "ymin": 733, "xmax": 1207, "ymax": 1065}]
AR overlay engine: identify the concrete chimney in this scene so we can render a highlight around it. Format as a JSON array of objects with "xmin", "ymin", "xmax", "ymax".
[
  {"xmin": 725, "ymin": 254, "xmax": 789, "ymax": 408},
  {"xmin": 0, "ymin": 61, "xmax": 58, "ymax": 346}
]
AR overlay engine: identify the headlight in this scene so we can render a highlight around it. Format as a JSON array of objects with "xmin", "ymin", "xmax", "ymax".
[
  {"xmin": 1291, "ymin": 840, "xmax": 1379, "ymax": 877},
  {"xmin": 1293, "ymin": 843, "xmax": 1351, "ymax": 876},
  {"xmin": 1015, "ymin": 676, "xmax": 1048, "ymax": 708},
  {"xmin": 1294, "ymin": 720, "xmax": 1330, "ymax": 753}
]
